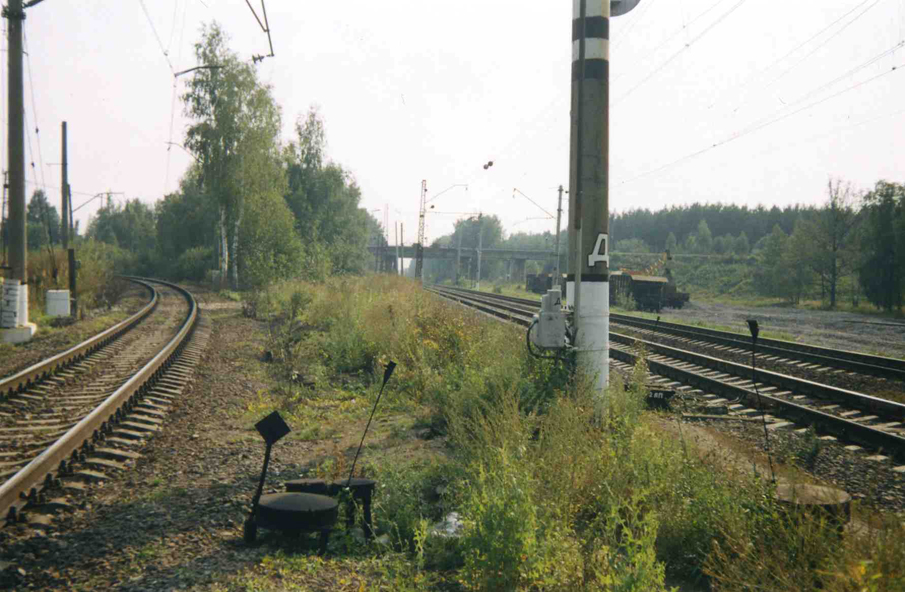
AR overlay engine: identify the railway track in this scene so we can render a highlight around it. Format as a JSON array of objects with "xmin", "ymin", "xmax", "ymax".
[
  {"xmin": 427, "ymin": 285, "xmax": 905, "ymax": 466},
  {"xmin": 0, "ymin": 278, "xmax": 209, "ymax": 527}
]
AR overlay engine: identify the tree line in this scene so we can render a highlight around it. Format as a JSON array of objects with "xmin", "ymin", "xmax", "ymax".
[
  {"xmin": 612, "ymin": 180, "xmax": 905, "ymax": 311},
  {"xmin": 10, "ymin": 23, "xmax": 384, "ymax": 290}
]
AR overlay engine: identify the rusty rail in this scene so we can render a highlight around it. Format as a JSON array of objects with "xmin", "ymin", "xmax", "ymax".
[
  {"xmin": 1, "ymin": 279, "xmax": 157, "ymax": 399},
  {"xmin": 0, "ymin": 278, "xmax": 197, "ymax": 522}
]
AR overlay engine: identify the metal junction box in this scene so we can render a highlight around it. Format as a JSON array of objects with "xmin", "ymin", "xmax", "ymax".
[{"xmin": 531, "ymin": 288, "xmax": 566, "ymax": 349}]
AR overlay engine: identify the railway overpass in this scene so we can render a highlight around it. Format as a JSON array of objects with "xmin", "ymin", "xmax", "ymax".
[{"xmin": 367, "ymin": 245, "xmax": 559, "ymax": 281}]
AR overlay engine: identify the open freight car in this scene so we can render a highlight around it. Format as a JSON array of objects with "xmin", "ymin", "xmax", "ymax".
[{"xmin": 609, "ymin": 271, "xmax": 689, "ymax": 312}]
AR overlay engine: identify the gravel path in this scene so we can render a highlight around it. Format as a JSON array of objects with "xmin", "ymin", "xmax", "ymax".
[
  {"xmin": 660, "ymin": 300, "xmax": 905, "ymax": 360},
  {"xmin": 0, "ymin": 295, "xmax": 291, "ymax": 590}
]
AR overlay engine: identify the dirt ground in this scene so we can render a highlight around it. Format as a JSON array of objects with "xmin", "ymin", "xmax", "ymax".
[
  {"xmin": 0, "ymin": 289, "xmax": 441, "ymax": 591},
  {"xmin": 661, "ymin": 300, "xmax": 905, "ymax": 360}
]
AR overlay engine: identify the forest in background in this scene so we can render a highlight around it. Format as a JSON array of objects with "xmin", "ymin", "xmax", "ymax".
[
  {"xmin": 426, "ymin": 180, "xmax": 904, "ymax": 312},
  {"xmin": 3, "ymin": 22, "xmax": 385, "ymax": 299},
  {"xmin": 7, "ymin": 22, "xmax": 903, "ymax": 313}
]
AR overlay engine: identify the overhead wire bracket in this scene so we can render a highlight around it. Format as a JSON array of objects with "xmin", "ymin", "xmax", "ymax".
[{"xmin": 245, "ymin": 0, "xmax": 275, "ymax": 63}]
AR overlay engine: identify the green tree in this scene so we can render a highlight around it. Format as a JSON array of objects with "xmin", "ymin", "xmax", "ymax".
[
  {"xmin": 733, "ymin": 232, "xmax": 749, "ymax": 255},
  {"xmin": 665, "ymin": 232, "xmax": 677, "ymax": 253},
  {"xmin": 857, "ymin": 181, "xmax": 905, "ymax": 311},
  {"xmin": 694, "ymin": 220, "xmax": 713, "ymax": 254},
  {"xmin": 756, "ymin": 224, "xmax": 789, "ymax": 298},
  {"xmin": 26, "ymin": 189, "xmax": 61, "ymax": 251},
  {"xmin": 798, "ymin": 179, "xmax": 857, "ymax": 308},
  {"xmin": 87, "ymin": 198, "xmax": 156, "ymax": 255},
  {"xmin": 183, "ymin": 22, "xmax": 284, "ymax": 289},
  {"xmin": 782, "ymin": 221, "xmax": 814, "ymax": 304},
  {"xmin": 713, "ymin": 235, "xmax": 732, "ymax": 255},
  {"xmin": 615, "ymin": 238, "xmax": 651, "ymax": 253},
  {"xmin": 284, "ymin": 107, "xmax": 376, "ymax": 275}
]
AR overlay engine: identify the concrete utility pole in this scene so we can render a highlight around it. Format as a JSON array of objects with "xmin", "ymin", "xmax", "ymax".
[
  {"xmin": 394, "ymin": 222, "xmax": 399, "ymax": 276},
  {"xmin": 568, "ymin": 0, "xmax": 614, "ymax": 397},
  {"xmin": 456, "ymin": 229, "xmax": 463, "ymax": 285},
  {"xmin": 475, "ymin": 214, "xmax": 483, "ymax": 291},
  {"xmin": 6, "ymin": 0, "xmax": 25, "ymax": 285},
  {"xmin": 399, "ymin": 223, "xmax": 404, "ymax": 276},
  {"xmin": 2, "ymin": 0, "xmax": 36, "ymax": 343},
  {"xmin": 554, "ymin": 185, "xmax": 564, "ymax": 289},
  {"xmin": 61, "ymin": 122, "xmax": 68, "ymax": 250}
]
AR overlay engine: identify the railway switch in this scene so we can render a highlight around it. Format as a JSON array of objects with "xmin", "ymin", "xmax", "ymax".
[{"xmin": 531, "ymin": 288, "xmax": 567, "ymax": 350}]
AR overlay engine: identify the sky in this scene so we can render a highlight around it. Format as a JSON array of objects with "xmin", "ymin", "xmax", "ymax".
[{"xmin": 8, "ymin": 0, "xmax": 905, "ymax": 248}]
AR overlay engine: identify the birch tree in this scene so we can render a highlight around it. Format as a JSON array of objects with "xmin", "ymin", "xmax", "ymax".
[{"xmin": 182, "ymin": 23, "xmax": 282, "ymax": 289}]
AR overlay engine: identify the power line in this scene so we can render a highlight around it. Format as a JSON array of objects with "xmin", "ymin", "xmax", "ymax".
[
  {"xmin": 164, "ymin": 0, "xmax": 190, "ymax": 195},
  {"xmin": 166, "ymin": 0, "xmax": 179, "ymax": 54},
  {"xmin": 730, "ymin": 0, "xmax": 885, "ymax": 113},
  {"xmin": 614, "ymin": 61, "xmax": 904, "ymax": 188},
  {"xmin": 724, "ymin": 38, "xmax": 905, "ymax": 141},
  {"xmin": 707, "ymin": 0, "xmax": 877, "ymax": 110},
  {"xmin": 613, "ymin": 0, "xmax": 660, "ymax": 50},
  {"xmin": 613, "ymin": 0, "xmax": 751, "ymax": 107},
  {"xmin": 613, "ymin": 0, "xmax": 733, "ymax": 82},
  {"xmin": 22, "ymin": 27, "xmax": 46, "ymax": 193},
  {"xmin": 137, "ymin": 0, "xmax": 176, "ymax": 75},
  {"xmin": 785, "ymin": 38, "xmax": 904, "ymax": 107}
]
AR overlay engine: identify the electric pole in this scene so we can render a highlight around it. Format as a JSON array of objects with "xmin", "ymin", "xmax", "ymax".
[
  {"xmin": 2, "ymin": 0, "xmax": 36, "ymax": 342},
  {"xmin": 400, "ymin": 223, "xmax": 404, "ymax": 276},
  {"xmin": 555, "ymin": 185, "xmax": 564, "ymax": 289},
  {"xmin": 6, "ymin": 0, "xmax": 25, "ymax": 286},
  {"xmin": 415, "ymin": 180, "xmax": 427, "ymax": 283},
  {"xmin": 568, "ymin": 0, "xmax": 640, "ymax": 398},
  {"xmin": 456, "ymin": 228, "xmax": 462, "ymax": 286},
  {"xmin": 61, "ymin": 122, "xmax": 68, "ymax": 250},
  {"xmin": 475, "ymin": 214, "xmax": 483, "ymax": 291}
]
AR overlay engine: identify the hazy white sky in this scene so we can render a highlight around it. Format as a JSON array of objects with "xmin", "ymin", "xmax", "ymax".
[{"xmin": 12, "ymin": 0, "xmax": 905, "ymax": 246}]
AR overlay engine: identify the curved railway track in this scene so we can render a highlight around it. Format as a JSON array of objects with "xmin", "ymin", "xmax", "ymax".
[
  {"xmin": 427, "ymin": 285, "xmax": 905, "ymax": 466},
  {"xmin": 0, "ymin": 278, "xmax": 209, "ymax": 527}
]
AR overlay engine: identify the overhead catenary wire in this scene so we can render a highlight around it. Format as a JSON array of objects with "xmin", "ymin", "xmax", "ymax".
[
  {"xmin": 614, "ymin": 60, "xmax": 905, "ymax": 189},
  {"xmin": 707, "ymin": 0, "xmax": 878, "ymax": 110},
  {"xmin": 730, "ymin": 0, "xmax": 886, "ymax": 114},
  {"xmin": 22, "ymin": 27, "xmax": 46, "ymax": 193},
  {"xmin": 137, "ymin": 0, "xmax": 176, "ymax": 75},
  {"xmin": 613, "ymin": 0, "xmax": 752, "ymax": 107},
  {"xmin": 613, "ymin": 0, "xmax": 734, "ymax": 82},
  {"xmin": 164, "ymin": 0, "xmax": 191, "ymax": 195},
  {"xmin": 166, "ymin": 0, "xmax": 180, "ymax": 54}
]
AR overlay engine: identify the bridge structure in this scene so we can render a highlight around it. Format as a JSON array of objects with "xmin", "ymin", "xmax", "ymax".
[{"xmin": 367, "ymin": 245, "xmax": 558, "ymax": 282}]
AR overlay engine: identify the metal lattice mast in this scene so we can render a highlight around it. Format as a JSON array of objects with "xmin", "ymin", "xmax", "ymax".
[{"xmin": 415, "ymin": 180, "xmax": 427, "ymax": 282}]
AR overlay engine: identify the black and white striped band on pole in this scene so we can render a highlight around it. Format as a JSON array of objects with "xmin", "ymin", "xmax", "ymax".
[{"xmin": 567, "ymin": 0, "xmax": 639, "ymax": 400}]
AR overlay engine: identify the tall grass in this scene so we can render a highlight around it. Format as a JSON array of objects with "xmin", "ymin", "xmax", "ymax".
[
  {"xmin": 22, "ymin": 240, "xmax": 134, "ymax": 313},
  {"xmin": 255, "ymin": 276, "xmax": 905, "ymax": 591}
]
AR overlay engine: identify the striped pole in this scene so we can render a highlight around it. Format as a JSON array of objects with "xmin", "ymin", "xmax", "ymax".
[{"xmin": 568, "ymin": 0, "xmax": 611, "ymax": 399}]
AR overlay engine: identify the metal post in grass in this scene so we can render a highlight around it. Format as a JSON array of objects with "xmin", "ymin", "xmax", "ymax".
[{"xmin": 747, "ymin": 319, "xmax": 776, "ymax": 485}]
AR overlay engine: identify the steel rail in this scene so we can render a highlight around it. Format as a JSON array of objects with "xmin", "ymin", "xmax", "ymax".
[
  {"xmin": 1, "ymin": 279, "xmax": 157, "ymax": 399},
  {"xmin": 0, "ymin": 277, "xmax": 197, "ymax": 522},
  {"xmin": 609, "ymin": 313, "xmax": 905, "ymax": 380},
  {"xmin": 433, "ymin": 285, "xmax": 905, "ymax": 379},
  {"xmin": 608, "ymin": 344, "xmax": 905, "ymax": 460},
  {"xmin": 428, "ymin": 285, "xmax": 905, "ymax": 459}
]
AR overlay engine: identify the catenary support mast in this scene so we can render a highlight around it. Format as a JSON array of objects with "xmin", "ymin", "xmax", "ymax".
[{"xmin": 568, "ymin": 0, "xmax": 612, "ymax": 397}]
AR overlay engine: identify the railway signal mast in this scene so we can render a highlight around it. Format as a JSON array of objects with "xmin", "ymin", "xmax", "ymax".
[{"xmin": 568, "ymin": 0, "xmax": 640, "ymax": 401}]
